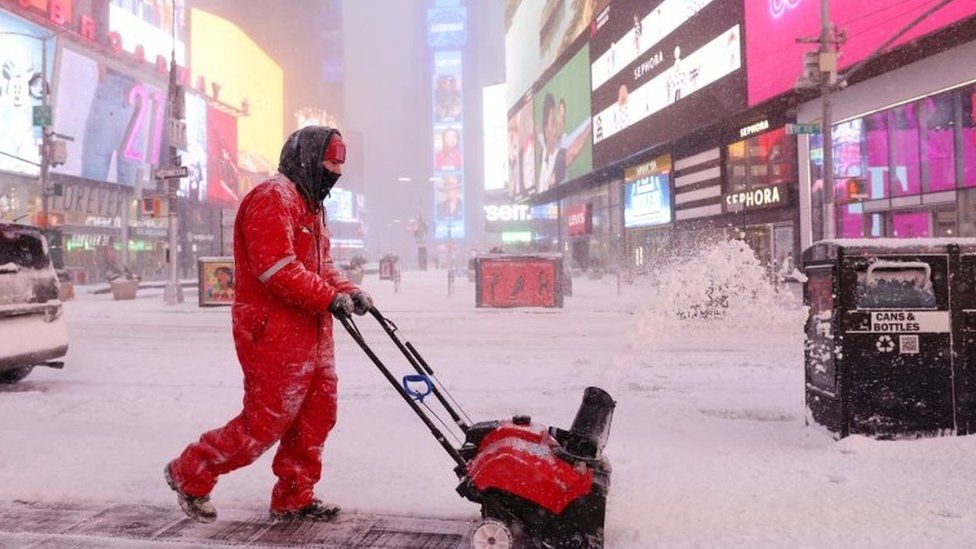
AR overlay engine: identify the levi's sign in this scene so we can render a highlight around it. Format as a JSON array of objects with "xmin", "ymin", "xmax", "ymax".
[{"xmin": 566, "ymin": 204, "xmax": 592, "ymax": 236}]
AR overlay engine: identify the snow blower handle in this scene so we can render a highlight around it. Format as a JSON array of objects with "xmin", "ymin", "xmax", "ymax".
[
  {"xmin": 365, "ymin": 307, "xmax": 471, "ymax": 433},
  {"xmin": 402, "ymin": 374, "xmax": 434, "ymax": 402},
  {"xmin": 337, "ymin": 312, "xmax": 469, "ymax": 473}
]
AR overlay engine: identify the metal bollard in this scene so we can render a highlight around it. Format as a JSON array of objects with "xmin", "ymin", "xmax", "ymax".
[
  {"xmin": 394, "ymin": 268, "xmax": 401, "ymax": 293},
  {"xmin": 447, "ymin": 269, "xmax": 455, "ymax": 297}
]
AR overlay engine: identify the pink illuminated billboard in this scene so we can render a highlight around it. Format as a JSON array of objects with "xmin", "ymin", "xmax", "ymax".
[{"xmin": 746, "ymin": 0, "xmax": 976, "ymax": 106}]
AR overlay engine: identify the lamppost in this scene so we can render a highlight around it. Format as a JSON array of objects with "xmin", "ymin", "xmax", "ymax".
[{"xmin": 160, "ymin": 3, "xmax": 187, "ymax": 305}]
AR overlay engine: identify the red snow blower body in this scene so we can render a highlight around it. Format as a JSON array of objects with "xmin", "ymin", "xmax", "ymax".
[{"xmin": 340, "ymin": 310, "xmax": 615, "ymax": 549}]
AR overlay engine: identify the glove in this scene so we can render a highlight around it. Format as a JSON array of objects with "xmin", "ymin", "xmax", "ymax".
[
  {"xmin": 351, "ymin": 291, "xmax": 373, "ymax": 316},
  {"xmin": 329, "ymin": 292, "xmax": 354, "ymax": 318}
]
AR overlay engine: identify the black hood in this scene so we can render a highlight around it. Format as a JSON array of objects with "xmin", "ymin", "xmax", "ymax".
[{"xmin": 277, "ymin": 126, "xmax": 341, "ymax": 212}]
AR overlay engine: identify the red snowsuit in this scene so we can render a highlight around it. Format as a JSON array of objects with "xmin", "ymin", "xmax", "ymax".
[{"xmin": 169, "ymin": 174, "xmax": 357, "ymax": 512}]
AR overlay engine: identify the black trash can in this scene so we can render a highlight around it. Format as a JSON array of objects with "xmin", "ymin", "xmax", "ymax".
[{"xmin": 803, "ymin": 239, "xmax": 976, "ymax": 439}]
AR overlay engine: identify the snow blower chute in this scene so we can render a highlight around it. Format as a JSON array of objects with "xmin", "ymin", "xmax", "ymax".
[{"xmin": 339, "ymin": 309, "xmax": 615, "ymax": 549}]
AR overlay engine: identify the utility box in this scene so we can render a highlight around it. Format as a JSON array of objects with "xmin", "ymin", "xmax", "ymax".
[
  {"xmin": 475, "ymin": 254, "xmax": 565, "ymax": 309},
  {"xmin": 803, "ymin": 239, "xmax": 976, "ymax": 439}
]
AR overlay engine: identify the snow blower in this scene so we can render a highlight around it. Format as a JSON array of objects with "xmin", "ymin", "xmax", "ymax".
[{"xmin": 339, "ymin": 308, "xmax": 615, "ymax": 549}]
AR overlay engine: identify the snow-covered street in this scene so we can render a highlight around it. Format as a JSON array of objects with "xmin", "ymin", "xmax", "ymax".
[{"xmin": 3, "ymin": 269, "xmax": 976, "ymax": 547}]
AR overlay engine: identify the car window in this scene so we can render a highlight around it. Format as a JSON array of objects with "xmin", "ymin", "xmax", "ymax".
[{"xmin": 0, "ymin": 229, "xmax": 50, "ymax": 271}]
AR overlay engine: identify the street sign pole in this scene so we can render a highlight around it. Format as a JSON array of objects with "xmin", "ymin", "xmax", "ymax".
[{"xmin": 163, "ymin": 5, "xmax": 185, "ymax": 305}]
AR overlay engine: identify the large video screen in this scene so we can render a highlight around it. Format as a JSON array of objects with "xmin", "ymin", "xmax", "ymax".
[
  {"xmin": 0, "ymin": 11, "xmax": 56, "ymax": 176},
  {"xmin": 589, "ymin": 0, "xmax": 746, "ymax": 169},
  {"xmin": 54, "ymin": 48, "xmax": 166, "ymax": 187},
  {"xmin": 483, "ymin": 83, "xmax": 508, "ymax": 192},
  {"xmin": 531, "ymin": 44, "xmax": 592, "ymax": 196},
  {"xmin": 206, "ymin": 106, "xmax": 239, "ymax": 206},
  {"xmin": 432, "ymin": 49, "xmax": 465, "ymax": 240},
  {"xmin": 507, "ymin": 98, "xmax": 535, "ymax": 199},
  {"xmin": 108, "ymin": 0, "xmax": 187, "ymax": 65},
  {"xmin": 504, "ymin": 0, "xmax": 610, "ymax": 108},
  {"xmin": 624, "ymin": 175, "xmax": 671, "ymax": 228},
  {"xmin": 746, "ymin": 0, "xmax": 976, "ymax": 106},
  {"xmin": 624, "ymin": 155, "xmax": 672, "ymax": 228},
  {"xmin": 179, "ymin": 93, "xmax": 208, "ymax": 202}
]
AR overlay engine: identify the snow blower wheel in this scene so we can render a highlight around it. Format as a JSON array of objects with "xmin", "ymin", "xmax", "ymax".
[{"xmin": 472, "ymin": 519, "xmax": 513, "ymax": 549}]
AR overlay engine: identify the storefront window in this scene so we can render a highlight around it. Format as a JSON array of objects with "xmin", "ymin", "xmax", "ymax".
[
  {"xmin": 833, "ymin": 119, "xmax": 875, "ymax": 200},
  {"xmin": 891, "ymin": 210, "xmax": 931, "ymax": 238},
  {"xmin": 727, "ymin": 127, "xmax": 796, "ymax": 193},
  {"xmin": 963, "ymin": 86, "xmax": 976, "ymax": 187},
  {"xmin": 888, "ymin": 103, "xmax": 921, "ymax": 196},
  {"xmin": 921, "ymin": 93, "xmax": 957, "ymax": 192}
]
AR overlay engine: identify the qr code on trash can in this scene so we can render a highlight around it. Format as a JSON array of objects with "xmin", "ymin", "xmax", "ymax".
[{"xmin": 899, "ymin": 335, "xmax": 920, "ymax": 354}]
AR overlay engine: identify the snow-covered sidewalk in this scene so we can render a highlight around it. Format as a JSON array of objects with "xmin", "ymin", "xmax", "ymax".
[{"xmin": 2, "ymin": 269, "xmax": 976, "ymax": 547}]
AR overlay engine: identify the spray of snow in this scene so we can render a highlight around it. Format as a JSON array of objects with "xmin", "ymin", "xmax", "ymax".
[{"xmin": 601, "ymin": 239, "xmax": 808, "ymax": 394}]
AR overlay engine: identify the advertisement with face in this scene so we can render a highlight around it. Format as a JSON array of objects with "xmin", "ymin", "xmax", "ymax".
[
  {"xmin": 504, "ymin": 0, "xmax": 610, "ymax": 107},
  {"xmin": 589, "ymin": 0, "xmax": 745, "ymax": 168},
  {"xmin": 0, "ymin": 11, "xmax": 55, "ymax": 176},
  {"xmin": 198, "ymin": 257, "xmax": 234, "ymax": 306},
  {"xmin": 433, "ymin": 50, "xmax": 462, "ymax": 124},
  {"xmin": 434, "ymin": 174, "xmax": 465, "ymax": 239},
  {"xmin": 54, "ymin": 48, "xmax": 166, "ymax": 187},
  {"xmin": 533, "ymin": 44, "xmax": 592, "ymax": 196},
  {"xmin": 746, "ymin": 0, "xmax": 976, "ymax": 106},
  {"xmin": 206, "ymin": 107, "xmax": 240, "ymax": 206},
  {"xmin": 507, "ymin": 99, "xmax": 535, "ymax": 199},
  {"xmin": 179, "ymin": 93, "xmax": 208, "ymax": 202},
  {"xmin": 624, "ymin": 156, "xmax": 673, "ymax": 228},
  {"xmin": 108, "ymin": 0, "xmax": 187, "ymax": 65}
]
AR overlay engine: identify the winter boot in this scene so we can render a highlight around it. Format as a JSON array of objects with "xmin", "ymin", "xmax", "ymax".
[
  {"xmin": 164, "ymin": 462, "xmax": 217, "ymax": 523},
  {"xmin": 270, "ymin": 499, "xmax": 341, "ymax": 522}
]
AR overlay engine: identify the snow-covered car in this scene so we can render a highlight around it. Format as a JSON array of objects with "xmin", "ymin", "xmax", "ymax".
[{"xmin": 0, "ymin": 224, "xmax": 68, "ymax": 384}]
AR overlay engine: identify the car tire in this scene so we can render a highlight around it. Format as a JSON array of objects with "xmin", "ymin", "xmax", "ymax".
[{"xmin": 0, "ymin": 366, "xmax": 33, "ymax": 384}]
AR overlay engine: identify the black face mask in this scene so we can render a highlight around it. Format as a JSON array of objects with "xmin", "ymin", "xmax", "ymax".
[{"xmin": 318, "ymin": 169, "xmax": 341, "ymax": 201}]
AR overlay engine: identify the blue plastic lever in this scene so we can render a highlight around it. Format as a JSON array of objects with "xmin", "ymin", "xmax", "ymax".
[{"xmin": 402, "ymin": 374, "xmax": 434, "ymax": 402}]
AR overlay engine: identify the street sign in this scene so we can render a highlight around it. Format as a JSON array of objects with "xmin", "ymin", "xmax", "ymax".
[
  {"xmin": 168, "ymin": 119, "xmax": 188, "ymax": 151},
  {"xmin": 155, "ymin": 166, "xmax": 189, "ymax": 180},
  {"xmin": 32, "ymin": 105, "xmax": 52, "ymax": 127},
  {"xmin": 786, "ymin": 123, "xmax": 822, "ymax": 135}
]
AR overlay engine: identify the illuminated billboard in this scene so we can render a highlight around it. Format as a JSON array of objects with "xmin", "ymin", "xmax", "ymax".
[
  {"xmin": 108, "ymin": 0, "xmax": 187, "ymax": 66},
  {"xmin": 507, "ymin": 98, "xmax": 535, "ymax": 199},
  {"xmin": 532, "ymin": 43, "xmax": 592, "ymax": 196},
  {"xmin": 504, "ymin": 0, "xmax": 610, "ymax": 107},
  {"xmin": 53, "ymin": 48, "xmax": 166, "ymax": 187},
  {"xmin": 624, "ymin": 156, "xmax": 672, "ymax": 228},
  {"xmin": 191, "ymin": 8, "xmax": 283, "ymax": 167},
  {"xmin": 589, "ymin": 0, "xmax": 745, "ymax": 169},
  {"xmin": 431, "ymin": 46, "xmax": 465, "ymax": 240},
  {"xmin": 0, "ymin": 11, "xmax": 55, "ymax": 176},
  {"xmin": 179, "ymin": 93, "xmax": 208, "ymax": 202},
  {"xmin": 745, "ymin": 0, "xmax": 976, "ymax": 106},
  {"xmin": 206, "ymin": 106, "xmax": 239, "ymax": 206},
  {"xmin": 483, "ymin": 83, "xmax": 508, "ymax": 192},
  {"xmin": 428, "ymin": 5, "xmax": 467, "ymax": 49}
]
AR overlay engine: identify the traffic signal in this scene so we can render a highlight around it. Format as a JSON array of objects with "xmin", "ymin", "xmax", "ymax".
[
  {"xmin": 846, "ymin": 177, "xmax": 868, "ymax": 202},
  {"xmin": 140, "ymin": 197, "xmax": 164, "ymax": 217}
]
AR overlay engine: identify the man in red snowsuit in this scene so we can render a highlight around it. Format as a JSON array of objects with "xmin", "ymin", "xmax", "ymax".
[{"xmin": 165, "ymin": 126, "xmax": 373, "ymax": 523}]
